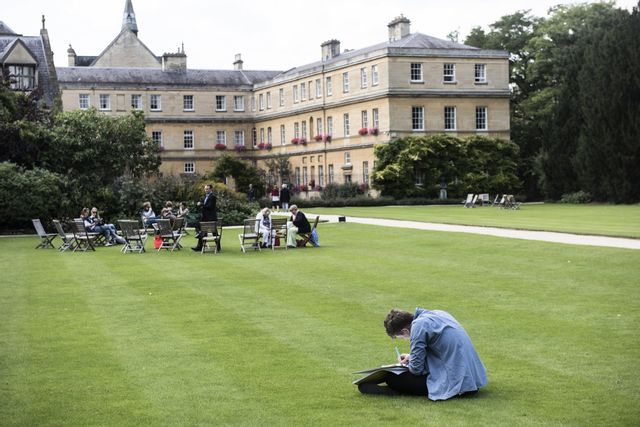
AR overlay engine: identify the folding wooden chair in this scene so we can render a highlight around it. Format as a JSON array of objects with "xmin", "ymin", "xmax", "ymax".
[
  {"xmin": 171, "ymin": 217, "xmax": 186, "ymax": 249},
  {"xmin": 200, "ymin": 221, "xmax": 221, "ymax": 254},
  {"xmin": 270, "ymin": 217, "xmax": 289, "ymax": 251},
  {"xmin": 32, "ymin": 219, "xmax": 57, "ymax": 249},
  {"xmin": 52, "ymin": 219, "xmax": 76, "ymax": 252},
  {"xmin": 155, "ymin": 219, "xmax": 182, "ymax": 252},
  {"xmin": 72, "ymin": 218, "xmax": 96, "ymax": 252},
  {"xmin": 118, "ymin": 220, "xmax": 147, "ymax": 253},
  {"xmin": 238, "ymin": 218, "xmax": 261, "ymax": 253},
  {"xmin": 297, "ymin": 216, "xmax": 320, "ymax": 247},
  {"xmin": 463, "ymin": 194, "xmax": 475, "ymax": 208}
]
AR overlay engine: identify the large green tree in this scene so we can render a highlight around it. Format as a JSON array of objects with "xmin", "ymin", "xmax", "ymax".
[{"xmin": 209, "ymin": 154, "xmax": 265, "ymax": 199}]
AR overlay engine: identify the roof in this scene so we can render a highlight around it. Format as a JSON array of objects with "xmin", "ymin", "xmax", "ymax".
[
  {"xmin": 0, "ymin": 34, "xmax": 57, "ymax": 106},
  {"xmin": 278, "ymin": 32, "xmax": 508, "ymax": 78},
  {"xmin": 0, "ymin": 21, "xmax": 18, "ymax": 36},
  {"xmin": 58, "ymin": 67, "xmax": 282, "ymax": 87}
]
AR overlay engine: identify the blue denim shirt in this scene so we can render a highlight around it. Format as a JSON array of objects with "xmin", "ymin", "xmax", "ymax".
[{"xmin": 408, "ymin": 308, "xmax": 488, "ymax": 400}]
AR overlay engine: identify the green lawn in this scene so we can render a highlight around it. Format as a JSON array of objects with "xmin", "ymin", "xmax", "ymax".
[
  {"xmin": 1, "ymin": 222, "xmax": 639, "ymax": 426},
  {"xmin": 306, "ymin": 204, "xmax": 640, "ymax": 238}
]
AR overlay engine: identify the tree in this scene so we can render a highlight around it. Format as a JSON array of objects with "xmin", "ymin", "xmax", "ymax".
[
  {"xmin": 263, "ymin": 156, "xmax": 292, "ymax": 188},
  {"xmin": 209, "ymin": 154, "xmax": 265, "ymax": 198}
]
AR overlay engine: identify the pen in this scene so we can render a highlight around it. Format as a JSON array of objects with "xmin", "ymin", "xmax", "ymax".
[{"xmin": 395, "ymin": 346, "xmax": 401, "ymax": 360}]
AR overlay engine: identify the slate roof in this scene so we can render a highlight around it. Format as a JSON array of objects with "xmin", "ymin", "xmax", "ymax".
[
  {"xmin": 0, "ymin": 34, "xmax": 57, "ymax": 106},
  {"xmin": 0, "ymin": 21, "xmax": 18, "ymax": 36},
  {"xmin": 279, "ymin": 32, "xmax": 508, "ymax": 78},
  {"xmin": 58, "ymin": 67, "xmax": 282, "ymax": 87}
]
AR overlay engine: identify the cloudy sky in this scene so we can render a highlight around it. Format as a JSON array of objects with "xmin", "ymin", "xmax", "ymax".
[{"xmin": 4, "ymin": 0, "xmax": 638, "ymax": 71}]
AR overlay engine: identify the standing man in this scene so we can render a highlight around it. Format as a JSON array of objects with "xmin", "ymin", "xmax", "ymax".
[
  {"xmin": 247, "ymin": 184, "xmax": 256, "ymax": 202},
  {"xmin": 192, "ymin": 184, "xmax": 219, "ymax": 252},
  {"xmin": 279, "ymin": 183, "xmax": 291, "ymax": 212}
]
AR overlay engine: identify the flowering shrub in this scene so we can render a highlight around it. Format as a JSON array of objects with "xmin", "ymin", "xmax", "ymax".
[
  {"xmin": 234, "ymin": 145, "xmax": 246, "ymax": 152},
  {"xmin": 291, "ymin": 138, "xmax": 300, "ymax": 144},
  {"xmin": 358, "ymin": 128, "xmax": 368, "ymax": 136},
  {"xmin": 314, "ymin": 134, "xmax": 323, "ymax": 142},
  {"xmin": 215, "ymin": 143, "xmax": 227, "ymax": 150},
  {"xmin": 369, "ymin": 127, "xmax": 379, "ymax": 136},
  {"xmin": 324, "ymin": 135, "xmax": 332, "ymax": 142}
]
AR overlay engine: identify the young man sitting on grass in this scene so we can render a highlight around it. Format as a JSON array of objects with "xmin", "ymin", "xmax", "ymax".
[{"xmin": 358, "ymin": 308, "xmax": 487, "ymax": 400}]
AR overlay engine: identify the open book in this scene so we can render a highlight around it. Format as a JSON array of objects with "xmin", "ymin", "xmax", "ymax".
[{"xmin": 352, "ymin": 363, "xmax": 409, "ymax": 385}]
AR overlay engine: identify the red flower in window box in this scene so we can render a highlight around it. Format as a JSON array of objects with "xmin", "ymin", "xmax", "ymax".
[
  {"xmin": 291, "ymin": 138, "xmax": 300, "ymax": 144},
  {"xmin": 369, "ymin": 127, "xmax": 379, "ymax": 136},
  {"xmin": 215, "ymin": 143, "xmax": 227, "ymax": 150},
  {"xmin": 234, "ymin": 145, "xmax": 247, "ymax": 152},
  {"xmin": 314, "ymin": 134, "xmax": 323, "ymax": 142},
  {"xmin": 300, "ymin": 138, "xmax": 308, "ymax": 145},
  {"xmin": 324, "ymin": 135, "xmax": 332, "ymax": 142},
  {"xmin": 265, "ymin": 143, "xmax": 272, "ymax": 150},
  {"xmin": 257, "ymin": 142, "xmax": 266, "ymax": 149},
  {"xmin": 358, "ymin": 128, "xmax": 368, "ymax": 136}
]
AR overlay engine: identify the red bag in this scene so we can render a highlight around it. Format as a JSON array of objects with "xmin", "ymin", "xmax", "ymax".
[
  {"xmin": 154, "ymin": 235, "xmax": 162, "ymax": 249},
  {"xmin": 274, "ymin": 237, "xmax": 280, "ymax": 247}
]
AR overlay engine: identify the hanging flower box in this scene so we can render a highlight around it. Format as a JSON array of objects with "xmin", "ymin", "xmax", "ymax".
[
  {"xmin": 234, "ymin": 145, "xmax": 247, "ymax": 152},
  {"xmin": 369, "ymin": 127, "xmax": 379, "ymax": 136},
  {"xmin": 300, "ymin": 138, "xmax": 308, "ymax": 145},
  {"xmin": 257, "ymin": 142, "xmax": 266, "ymax": 149},
  {"xmin": 314, "ymin": 134, "xmax": 323, "ymax": 142},
  {"xmin": 265, "ymin": 143, "xmax": 272, "ymax": 150},
  {"xmin": 291, "ymin": 138, "xmax": 300, "ymax": 144},
  {"xmin": 215, "ymin": 143, "xmax": 227, "ymax": 150},
  {"xmin": 358, "ymin": 128, "xmax": 369, "ymax": 136},
  {"xmin": 324, "ymin": 135, "xmax": 332, "ymax": 142}
]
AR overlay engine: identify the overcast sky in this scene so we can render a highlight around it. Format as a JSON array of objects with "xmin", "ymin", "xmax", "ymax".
[{"xmin": 4, "ymin": 0, "xmax": 638, "ymax": 71}]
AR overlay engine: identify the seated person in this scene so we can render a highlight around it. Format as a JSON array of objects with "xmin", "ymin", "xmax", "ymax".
[
  {"xmin": 81, "ymin": 207, "xmax": 123, "ymax": 246},
  {"xmin": 357, "ymin": 308, "xmax": 487, "ymax": 400},
  {"xmin": 255, "ymin": 207, "xmax": 273, "ymax": 247},
  {"xmin": 141, "ymin": 201, "xmax": 158, "ymax": 227},
  {"xmin": 286, "ymin": 204, "xmax": 310, "ymax": 248},
  {"xmin": 177, "ymin": 202, "xmax": 189, "ymax": 218},
  {"xmin": 161, "ymin": 201, "xmax": 177, "ymax": 222}
]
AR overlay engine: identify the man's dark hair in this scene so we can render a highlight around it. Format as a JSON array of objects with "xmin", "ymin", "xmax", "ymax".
[{"xmin": 384, "ymin": 309, "xmax": 414, "ymax": 337}]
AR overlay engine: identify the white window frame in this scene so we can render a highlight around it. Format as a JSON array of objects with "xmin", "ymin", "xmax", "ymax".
[
  {"xmin": 234, "ymin": 95, "xmax": 245, "ymax": 112},
  {"xmin": 7, "ymin": 65, "xmax": 35, "ymax": 89},
  {"xmin": 293, "ymin": 85, "xmax": 299, "ymax": 103},
  {"xmin": 410, "ymin": 63, "xmax": 423, "ymax": 82},
  {"xmin": 371, "ymin": 65, "xmax": 379, "ymax": 86},
  {"xmin": 294, "ymin": 122, "xmax": 300, "ymax": 139},
  {"xmin": 183, "ymin": 95, "xmax": 194, "ymax": 111},
  {"xmin": 326, "ymin": 76, "xmax": 333, "ymax": 96},
  {"xmin": 99, "ymin": 94, "xmax": 110, "ymax": 111},
  {"xmin": 316, "ymin": 118, "xmax": 323, "ymax": 135},
  {"xmin": 444, "ymin": 63, "xmax": 456, "ymax": 83},
  {"xmin": 183, "ymin": 130, "xmax": 194, "ymax": 149},
  {"xmin": 79, "ymin": 94, "xmax": 90, "ymax": 110},
  {"xmin": 150, "ymin": 94, "xmax": 161, "ymax": 111},
  {"xmin": 315, "ymin": 78, "xmax": 322, "ymax": 98},
  {"xmin": 342, "ymin": 72, "xmax": 350, "ymax": 93},
  {"xmin": 327, "ymin": 116, "xmax": 333, "ymax": 136},
  {"xmin": 266, "ymin": 92, "xmax": 272, "ymax": 109},
  {"xmin": 131, "ymin": 94, "xmax": 142, "ymax": 110},
  {"xmin": 251, "ymin": 95, "xmax": 256, "ymax": 112},
  {"xmin": 344, "ymin": 151, "xmax": 351, "ymax": 164},
  {"xmin": 280, "ymin": 124, "xmax": 286, "ymax": 145},
  {"xmin": 151, "ymin": 130, "xmax": 163, "ymax": 147},
  {"xmin": 412, "ymin": 106, "xmax": 424, "ymax": 131},
  {"xmin": 360, "ymin": 68, "xmax": 368, "ymax": 88},
  {"xmin": 343, "ymin": 113, "xmax": 350, "ymax": 136},
  {"xmin": 475, "ymin": 64, "xmax": 487, "ymax": 83},
  {"xmin": 184, "ymin": 162, "xmax": 195, "ymax": 174},
  {"xmin": 301, "ymin": 82, "xmax": 307, "ymax": 101},
  {"xmin": 318, "ymin": 165, "xmax": 324, "ymax": 187},
  {"xmin": 259, "ymin": 94, "xmax": 265, "ymax": 111},
  {"xmin": 328, "ymin": 164, "xmax": 334, "ymax": 184},
  {"xmin": 363, "ymin": 161, "xmax": 369, "ymax": 185},
  {"xmin": 301, "ymin": 121, "xmax": 307, "ymax": 139},
  {"xmin": 372, "ymin": 108, "xmax": 379, "ymax": 128},
  {"xmin": 216, "ymin": 130, "xmax": 227, "ymax": 145},
  {"xmin": 234, "ymin": 130, "xmax": 245, "ymax": 146},
  {"xmin": 476, "ymin": 106, "xmax": 488, "ymax": 131},
  {"xmin": 361, "ymin": 110, "xmax": 368, "ymax": 129},
  {"xmin": 444, "ymin": 106, "xmax": 457, "ymax": 130},
  {"xmin": 216, "ymin": 95, "xmax": 227, "ymax": 112},
  {"xmin": 279, "ymin": 88, "xmax": 285, "ymax": 107},
  {"xmin": 267, "ymin": 127, "xmax": 272, "ymax": 144}
]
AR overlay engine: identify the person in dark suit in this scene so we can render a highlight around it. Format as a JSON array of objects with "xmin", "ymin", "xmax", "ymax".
[
  {"xmin": 279, "ymin": 183, "xmax": 291, "ymax": 212},
  {"xmin": 286, "ymin": 204, "xmax": 310, "ymax": 247},
  {"xmin": 192, "ymin": 184, "xmax": 219, "ymax": 251}
]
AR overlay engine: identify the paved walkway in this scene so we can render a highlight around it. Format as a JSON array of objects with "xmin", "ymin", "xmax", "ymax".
[{"xmin": 312, "ymin": 214, "xmax": 640, "ymax": 250}]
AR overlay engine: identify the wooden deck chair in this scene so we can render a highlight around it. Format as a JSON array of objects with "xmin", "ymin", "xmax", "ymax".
[
  {"xmin": 72, "ymin": 218, "xmax": 96, "ymax": 252},
  {"xmin": 495, "ymin": 194, "xmax": 506, "ymax": 208},
  {"xmin": 155, "ymin": 219, "xmax": 182, "ymax": 252},
  {"xmin": 491, "ymin": 194, "xmax": 501, "ymax": 206},
  {"xmin": 119, "ymin": 220, "xmax": 147, "ymax": 253},
  {"xmin": 171, "ymin": 217, "xmax": 186, "ymax": 249},
  {"xmin": 478, "ymin": 193, "xmax": 490, "ymax": 206},
  {"xmin": 463, "ymin": 194, "xmax": 477, "ymax": 208},
  {"xmin": 32, "ymin": 219, "xmax": 57, "ymax": 249},
  {"xmin": 52, "ymin": 219, "xmax": 76, "ymax": 252},
  {"xmin": 297, "ymin": 216, "xmax": 320, "ymax": 247},
  {"xmin": 270, "ymin": 217, "xmax": 289, "ymax": 251},
  {"xmin": 200, "ymin": 221, "xmax": 221, "ymax": 254},
  {"xmin": 238, "ymin": 218, "xmax": 261, "ymax": 253}
]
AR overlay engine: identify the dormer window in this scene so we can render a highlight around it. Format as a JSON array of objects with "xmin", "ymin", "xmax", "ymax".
[{"xmin": 7, "ymin": 65, "xmax": 36, "ymax": 90}]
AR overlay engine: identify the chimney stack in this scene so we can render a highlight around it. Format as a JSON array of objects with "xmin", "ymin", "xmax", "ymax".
[
  {"xmin": 388, "ymin": 15, "xmax": 411, "ymax": 42},
  {"xmin": 67, "ymin": 44, "xmax": 76, "ymax": 66},
  {"xmin": 162, "ymin": 46, "xmax": 187, "ymax": 72},
  {"xmin": 233, "ymin": 53, "xmax": 243, "ymax": 70},
  {"xmin": 321, "ymin": 39, "xmax": 341, "ymax": 61}
]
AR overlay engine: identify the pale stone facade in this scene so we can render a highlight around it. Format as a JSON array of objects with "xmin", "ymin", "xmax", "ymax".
[{"xmin": 57, "ymin": 2, "xmax": 510, "ymax": 193}]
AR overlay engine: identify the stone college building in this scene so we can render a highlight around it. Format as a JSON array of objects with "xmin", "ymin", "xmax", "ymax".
[{"xmin": 55, "ymin": 0, "xmax": 510, "ymax": 189}]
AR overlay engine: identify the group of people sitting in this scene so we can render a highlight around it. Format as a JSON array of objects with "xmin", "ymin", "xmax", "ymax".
[
  {"xmin": 79, "ymin": 207, "xmax": 126, "ymax": 246},
  {"xmin": 255, "ymin": 204, "xmax": 319, "ymax": 248},
  {"xmin": 141, "ymin": 201, "xmax": 189, "ymax": 228}
]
